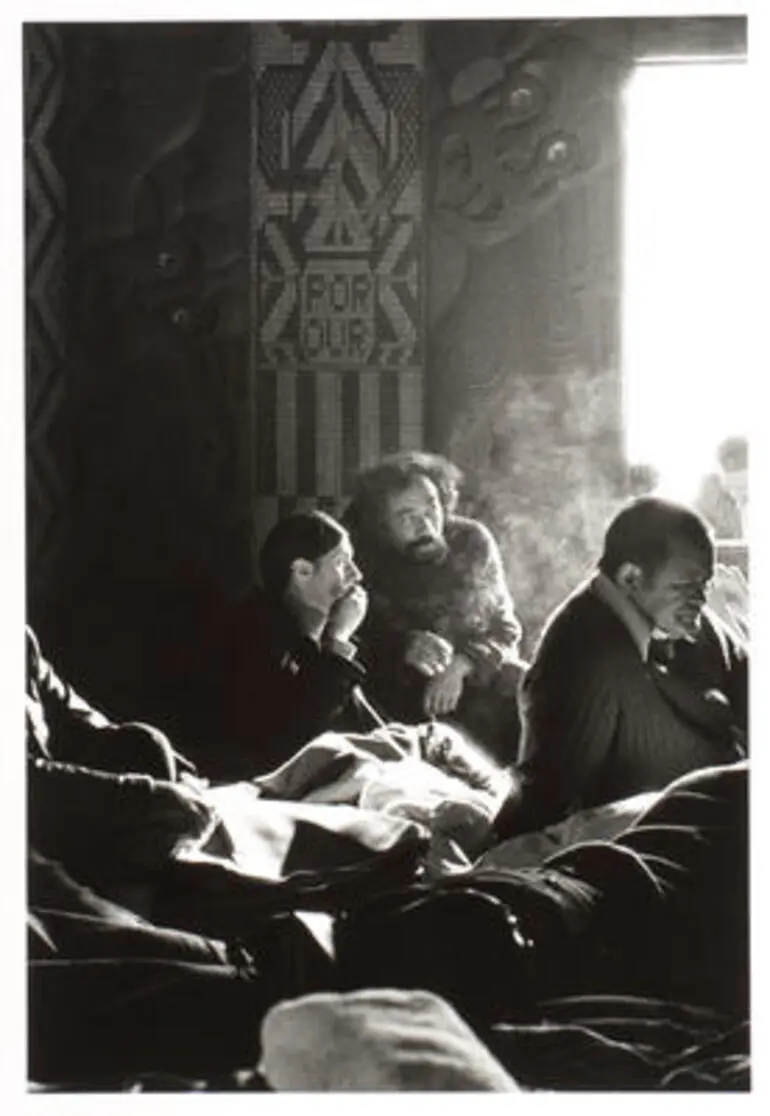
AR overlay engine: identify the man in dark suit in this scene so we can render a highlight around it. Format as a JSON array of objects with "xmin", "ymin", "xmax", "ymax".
[
  {"xmin": 510, "ymin": 497, "xmax": 747, "ymax": 834},
  {"xmin": 182, "ymin": 510, "xmax": 372, "ymax": 781}
]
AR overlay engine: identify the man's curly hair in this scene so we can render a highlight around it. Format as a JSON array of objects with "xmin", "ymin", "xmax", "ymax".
[{"xmin": 342, "ymin": 451, "xmax": 463, "ymax": 539}]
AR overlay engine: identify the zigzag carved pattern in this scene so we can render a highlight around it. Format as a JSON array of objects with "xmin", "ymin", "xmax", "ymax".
[
  {"xmin": 25, "ymin": 25, "xmax": 67, "ymax": 583},
  {"xmin": 254, "ymin": 27, "xmax": 424, "ymax": 370},
  {"xmin": 250, "ymin": 23, "xmax": 425, "ymax": 517}
]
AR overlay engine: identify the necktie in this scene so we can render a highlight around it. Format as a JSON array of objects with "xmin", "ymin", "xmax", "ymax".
[{"xmin": 648, "ymin": 637, "xmax": 675, "ymax": 666}]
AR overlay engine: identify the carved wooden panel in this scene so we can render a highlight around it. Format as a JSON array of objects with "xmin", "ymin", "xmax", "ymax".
[
  {"xmin": 249, "ymin": 21, "xmax": 425, "ymax": 550},
  {"xmin": 425, "ymin": 17, "xmax": 746, "ymax": 654},
  {"xmin": 426, "ymin": 20, "xmax": 629, "ymax": 654},
  {"xmin": 24, "ymin": 25, "xmax": 68, "ymax": 618},
  {"xmin": 28, "ymin": 24, "xmax": 254, "ymax": 711}
]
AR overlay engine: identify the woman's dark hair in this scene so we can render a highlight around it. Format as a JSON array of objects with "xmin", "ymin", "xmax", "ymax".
[
  {"xmin": 598, "ymin": 496, "xmax": 713, "ymax": 579},
  {"xmin": 259, "ymin": 510, "xmax": 345, "ymax": 595},
  {"xmin": 342, "ymin": 452, "xmax": 463, "ymax": 538}
]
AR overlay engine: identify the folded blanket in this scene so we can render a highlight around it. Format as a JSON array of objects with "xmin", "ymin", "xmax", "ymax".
[
  {"xmin": 488, "ymin": 996, "xmax": 749, "ymax": 1091},
  {"xmin": 252, "ymin": 728, "xmax": 509, "ymax": 859},
  {"xmin": 151, "ymin": 787, "xmax": 430, "ymax": 939},
  {"xmin": 476, "ymin": 791, "xmax": 658, "ymax": 872},
  {"xmin": 187, "ymin": 783, "xmax": 428, "ymax": 881}
]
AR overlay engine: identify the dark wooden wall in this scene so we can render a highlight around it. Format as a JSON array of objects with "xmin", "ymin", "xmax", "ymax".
[{"xmin": 26, "ymin": 23, "xmax": 254, "ymax": 714}]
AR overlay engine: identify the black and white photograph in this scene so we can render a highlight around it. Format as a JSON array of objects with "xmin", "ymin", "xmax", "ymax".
[{"xmin": 3, "ymin": 0, "xmax": 760, "ymax": 1099}]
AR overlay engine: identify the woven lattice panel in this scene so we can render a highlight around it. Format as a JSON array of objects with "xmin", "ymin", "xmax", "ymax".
[{"xmin": 249, "ymin": 21, "xmax": 425, "ymax": 549}]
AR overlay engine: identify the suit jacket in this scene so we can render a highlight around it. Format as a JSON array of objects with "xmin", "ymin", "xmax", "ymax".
[
  {"xmin": 512, "ymin": 581, "xmax": 747, "ymax": 832},
  {"xmin": 181, "ymin": 589, "xmax": 368, "ymax": 782}
]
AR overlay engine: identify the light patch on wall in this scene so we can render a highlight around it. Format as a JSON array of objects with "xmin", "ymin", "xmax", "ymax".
[{"xmin": 622, "ymin": 59, "xmax": 749, "ymax": 503}]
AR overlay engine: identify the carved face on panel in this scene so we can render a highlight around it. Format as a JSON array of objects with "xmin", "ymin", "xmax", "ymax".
[{"xmin": 429, "ymin": 31, "xmax": 620, "ymax": 249}]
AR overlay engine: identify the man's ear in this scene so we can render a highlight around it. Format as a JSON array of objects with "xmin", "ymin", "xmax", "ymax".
[
  {"xmin": 290, "ymin": 557, "xmax": 315, "ymax": 584},
  {"xmin": 615, "ymin": 561, "xmax": 645, "ymax": 594}
]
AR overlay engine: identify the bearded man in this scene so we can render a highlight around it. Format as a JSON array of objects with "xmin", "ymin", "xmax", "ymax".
[{"xmin": 343, "ymin": 452, "xmax": 525, "ymax": 765}]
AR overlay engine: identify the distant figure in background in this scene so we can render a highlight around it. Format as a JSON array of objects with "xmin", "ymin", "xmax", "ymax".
[
  {"xmin": 697, "ymin": 435, "xmax": 749, "ymax": 643},
  {"xmin": 627, "ymin": 461, "xmax": 661, "ymax": 499},
  {"xmin": 343, "ymin": 452, "xmax": 526, "ymax": 765},
  {"xmin": 695, "ymin": 434, "xmax": 748, "ymax": 540},
  {"xmin": 511, "ymin": 497, "xmax": 747, "ymax": 834},
  {"xmin": 184, "ymin": 511, "xmax": 371, "ymax": 781}
]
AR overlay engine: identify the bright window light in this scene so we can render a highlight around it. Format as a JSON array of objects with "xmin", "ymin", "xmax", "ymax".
[{"xmin": 622, "ymin": 61, "xmax": 749, "ymax": 504}]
